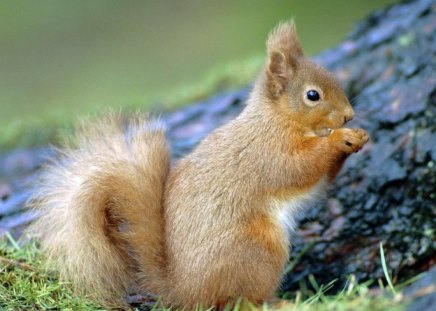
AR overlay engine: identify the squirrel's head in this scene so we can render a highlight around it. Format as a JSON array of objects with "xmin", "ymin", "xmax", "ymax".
[{"xmin": 263, "ymin": 21, "xmax": 354, "ymax": 136}]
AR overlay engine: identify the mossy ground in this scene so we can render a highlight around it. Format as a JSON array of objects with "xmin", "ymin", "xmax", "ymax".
[
  {"xmin": 0, "ymin": 233, "xmax": 412, "ymax": 311},
  {"xmin": 0, "ymin": 234, "xmax": 102, "ymax": 311}
]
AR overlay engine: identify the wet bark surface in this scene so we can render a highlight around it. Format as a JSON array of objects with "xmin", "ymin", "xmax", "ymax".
[{"xmin": 0, "ymin": 0, "xmax": 435, "ymax": 304}]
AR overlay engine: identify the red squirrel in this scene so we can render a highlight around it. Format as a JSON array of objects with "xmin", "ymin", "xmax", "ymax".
[{"xmin": 29, "ymin": 21, "xmax": 369, "ymax": 309}]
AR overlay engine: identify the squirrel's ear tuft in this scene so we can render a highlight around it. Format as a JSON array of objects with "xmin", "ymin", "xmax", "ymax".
[
  {"xmin": 266, "ymin": 20, "xmax": 303, "ymax": 97},
  {"xmin": 267, "ymin": 20, "xmax": 304, "ymax": 62}
]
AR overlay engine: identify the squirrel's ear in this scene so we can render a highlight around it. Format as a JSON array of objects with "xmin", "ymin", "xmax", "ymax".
[
  {"xmin": 267, "ymin": 20, "xmax": 304, "ymax": 63},
  {"xmin": 266, "ymin": 21, "xmax": 304, "ymax": 97}
]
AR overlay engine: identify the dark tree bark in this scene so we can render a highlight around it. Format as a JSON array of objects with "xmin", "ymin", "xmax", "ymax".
[{"xmin": 0, "ymin": 0, "xmax": 434, "ymax": 296}]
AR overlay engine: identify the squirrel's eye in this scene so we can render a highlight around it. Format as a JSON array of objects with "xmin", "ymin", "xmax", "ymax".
[{"xmin": 307, "ymin": 90, "xmax": 320, "ymax": 101}]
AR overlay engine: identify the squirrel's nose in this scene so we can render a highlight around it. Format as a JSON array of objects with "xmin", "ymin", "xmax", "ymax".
[{"xmin": 344, "ymin": 110, "xmax": 354, "ymax": 124}]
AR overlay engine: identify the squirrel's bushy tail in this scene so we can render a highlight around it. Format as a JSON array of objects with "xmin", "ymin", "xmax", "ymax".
[{"xmin": 28, "ymin": 113, "xmax": 170, "ymax": 304}]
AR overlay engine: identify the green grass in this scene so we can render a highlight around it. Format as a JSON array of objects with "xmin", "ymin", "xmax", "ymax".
[
  {"xmin": 0, "ymin": 233, "xmax": 102, "ymax": 311},
  {"xmin": 0, "ymin": 233, "xmax": 413, "ymax": 311},
  {"xmin": 0, "ymin": 112, "xmax": 74, "ymax": 151},
  {"xmin": 0, "ymin": 55, "xmax": 263, "ymax": 152}
]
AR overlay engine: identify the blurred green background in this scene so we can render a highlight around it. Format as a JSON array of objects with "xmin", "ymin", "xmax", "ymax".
[{"xmin": 0, "ymin": 0, "xmax": 394, "ymax": 124}]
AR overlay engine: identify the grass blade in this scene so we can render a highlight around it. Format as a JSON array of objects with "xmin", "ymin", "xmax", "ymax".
[
  {"xmin": 379, "ymin": 242, "xmax": 396, "ymax": 294},
  {"xmin": 5, "ymin": 231, "xmax": 20, "ymax": 250}
]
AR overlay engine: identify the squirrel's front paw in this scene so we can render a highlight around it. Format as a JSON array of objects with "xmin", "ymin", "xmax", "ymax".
[{"xmin": 330, "ymin": 128, "xmax": 369, "ymax": 154}]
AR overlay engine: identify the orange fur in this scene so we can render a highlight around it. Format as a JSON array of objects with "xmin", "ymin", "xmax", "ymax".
[{"xmin": 28, "ymin": 21, "xmax": 368, "ymax": 309}]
